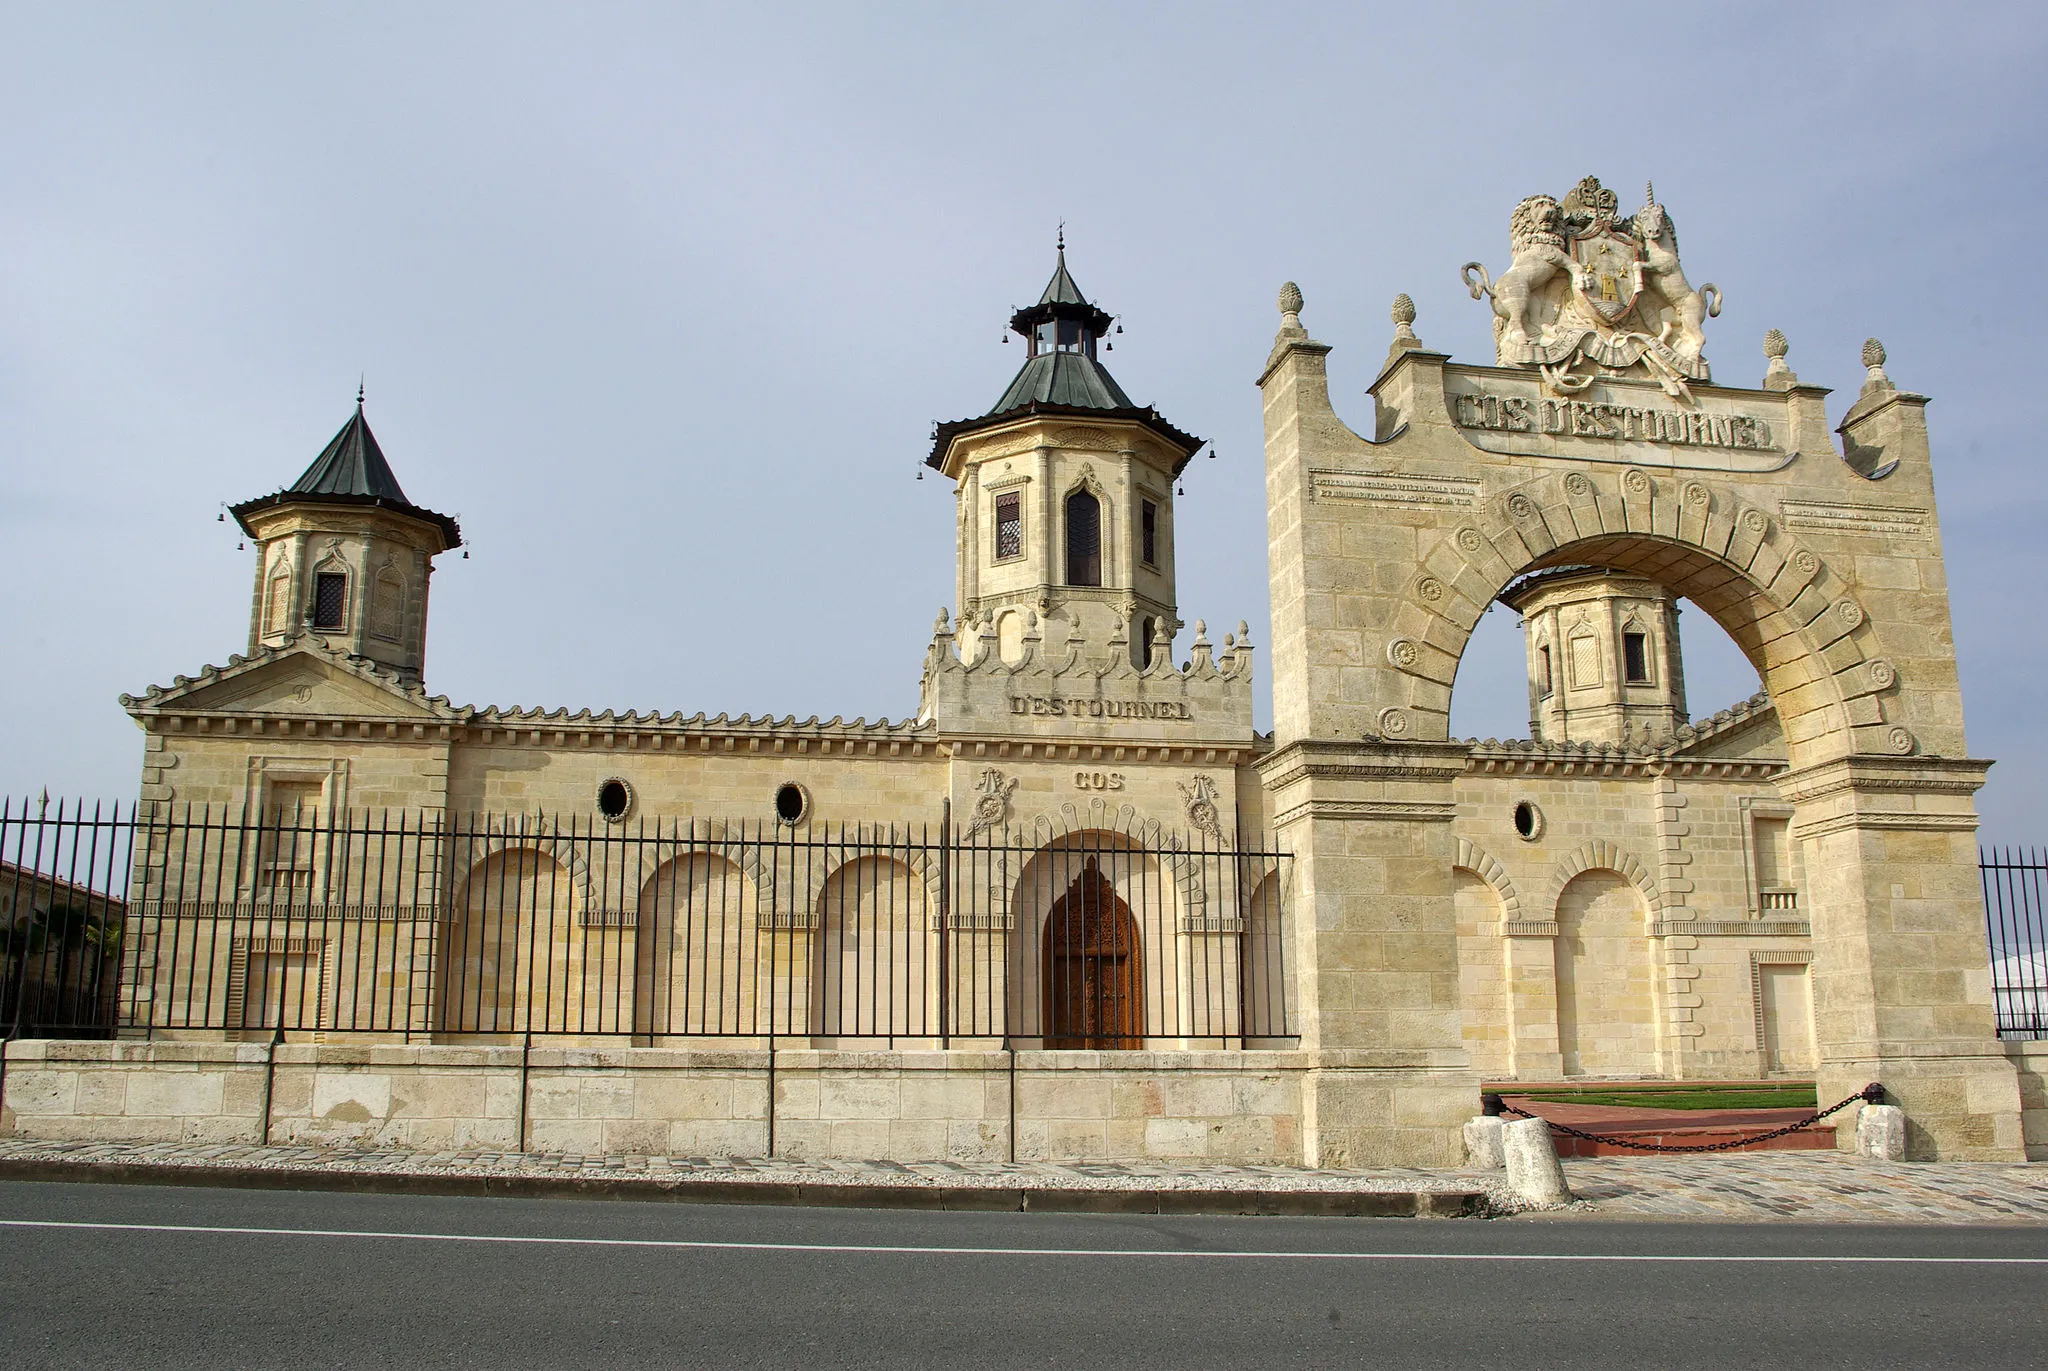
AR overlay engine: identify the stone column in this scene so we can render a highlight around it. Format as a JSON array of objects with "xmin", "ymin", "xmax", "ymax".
[
  {"xmin": 1258, "ymin": 741, "xmax": 1475, "ymax": 1167},
  {"xmin": 1781, "ymin": 755, "xmax": 2023, "ymax": 1159}
]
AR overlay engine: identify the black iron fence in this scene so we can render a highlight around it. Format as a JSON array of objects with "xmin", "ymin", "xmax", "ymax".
[
  {"xmin": 1982, "ymin": 846, "xmax": 2048, "ymax": 1040},
  {"xmin": 1, "ymin": 801, "xmax": 1293, "ymax": 1045}
]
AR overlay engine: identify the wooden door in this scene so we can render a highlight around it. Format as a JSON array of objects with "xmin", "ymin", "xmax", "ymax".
[{"xmin": 1042, "ymin": 858, "xmax": 1142, "ymax": 1048}]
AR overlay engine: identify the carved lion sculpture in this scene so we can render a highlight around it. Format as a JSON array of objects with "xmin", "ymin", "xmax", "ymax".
[
  {"xmin": 1462, "ymin": 195, "xmax": 1571, "ymax": 359},
  {"xmin": 1632, "ymin": 196, "xmax": 1720, "ymax": 363}
]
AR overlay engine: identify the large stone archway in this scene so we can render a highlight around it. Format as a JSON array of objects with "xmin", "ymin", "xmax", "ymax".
[{"xmin": 1257, "ymin": 272, "xmax": 2018, "ymax": 1163}]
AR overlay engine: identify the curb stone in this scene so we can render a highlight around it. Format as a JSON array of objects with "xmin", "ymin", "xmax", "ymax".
[{"xmin": 0, "ymin": 1155, "xmax": 1494, "ymax": 1218}]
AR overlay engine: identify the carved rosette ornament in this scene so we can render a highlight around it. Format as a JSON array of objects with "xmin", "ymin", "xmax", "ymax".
[
  {"xmin": 1461, "ymin": 175, "xmax": 1722, "ymax": 402},
  {"xmin": 966, "ymin": 767, "xmax": 1018, "ymax": 838},
  {"xmin": 1177, "ymin": 774, "xmax": 1224, "ymax": 840}
]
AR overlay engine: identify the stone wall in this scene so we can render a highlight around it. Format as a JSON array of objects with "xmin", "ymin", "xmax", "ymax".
[
  {"xmin": 0, "ymin": 1040, "xmax": 1306, "ymax": 1165},
  {"xmin": 2010, "ymin": 1040, "xmax": 2048, "ymax": 1162}
]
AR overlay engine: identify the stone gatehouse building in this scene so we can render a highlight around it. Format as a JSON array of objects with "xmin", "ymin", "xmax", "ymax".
[{"xmin": 7, "ymin": 175, "xmax": 2036, "ymax": 1164}]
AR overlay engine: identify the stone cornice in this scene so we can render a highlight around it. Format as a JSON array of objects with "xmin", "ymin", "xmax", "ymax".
[
  {"xmin": 1256, "ymin": 332, "xmax": 1333, "ymax": 388},
  {"xmin": 1255, "ymin": 738, "xmax": 1473, "ymax": 790},
  {"xmin": 1776, "ymin": 754, "xmax": 1993, "ymax": 806},
  {"xmin": 936, "ymin": 737, "xmax": 1258, "ymax": 767},
  {"xmin": 1270, "ymin": 798, "xmax": 1459, "ymax": 828}
]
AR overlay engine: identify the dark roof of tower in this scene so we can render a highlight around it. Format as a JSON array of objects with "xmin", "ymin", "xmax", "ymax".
[
  {"xmin": 1038, "ymin": 251, "xmax": 1087, "ymax": 306},
  {"xmin": 1007, "ymin": 248, "xmax": 1115, "ymax": 338},
  {"xmin": 988, "ymin": 350, "xmax": 1136, "ymax": 412},
  {"xmin": 230, "ymin": 401, "xmax": 462, "ymax": 549},
  {"xmin": 289, "ymin": 402, "xmax": 410, "ymax": 502},
  {"xmin": 928, "ymin": 249, "xmax": 1203, "ymax": 471}
]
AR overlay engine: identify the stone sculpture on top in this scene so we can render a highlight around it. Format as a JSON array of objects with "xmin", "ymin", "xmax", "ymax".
[{"xmin": 1462, "ymin": 176, "xmax": 1722, "ymax": 402}]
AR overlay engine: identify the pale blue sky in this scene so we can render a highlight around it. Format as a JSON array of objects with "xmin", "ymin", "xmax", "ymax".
[{"xmin": 4, "ymin": 4, "xmax": 2044, "ymax": 841}]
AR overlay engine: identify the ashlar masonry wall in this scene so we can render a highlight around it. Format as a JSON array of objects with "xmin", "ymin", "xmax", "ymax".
[{"xmin": 0, "ymin": 1040, "xmax": 1307, "ymax": 1165}]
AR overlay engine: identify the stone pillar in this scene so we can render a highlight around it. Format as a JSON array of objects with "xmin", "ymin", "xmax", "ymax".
[
  {"xmin": 1781, "ymin": 755, "xmax": 2023, "ymax": 1159},
  {"xmin": 1259, "ymin": 741, "xmax": 1476, "ymax": 1167}
]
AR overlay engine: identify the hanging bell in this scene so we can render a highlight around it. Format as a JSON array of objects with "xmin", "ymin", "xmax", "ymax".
[
  {"xmin": 217, "ymin": 510, "xmax": 225, "ymax": 522},
  {"xmin": 236, "ymin": 540, "xmax": 245, "ymax": 551},
  {"xmin": 462, "ymin": 549, "xmax": 469, "ymax": 560}
]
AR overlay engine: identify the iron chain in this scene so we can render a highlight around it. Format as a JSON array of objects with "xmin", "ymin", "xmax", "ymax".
[{"xmin": 1495, "ymin": 1083, "xmax": 1883, "ymax": 1155}]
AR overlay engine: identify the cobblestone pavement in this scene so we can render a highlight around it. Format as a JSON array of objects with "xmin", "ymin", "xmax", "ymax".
[
  {"xmin": 1557, "ymin": 1151, "xmax": 2048, "ymax": 1224},
  {"xmin": 0, "ymin": 1137, "xmax": 2042, "ymax": 1223}
]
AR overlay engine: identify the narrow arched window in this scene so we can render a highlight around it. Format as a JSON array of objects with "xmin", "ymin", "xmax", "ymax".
[{"xmin": 1065, "ymin": 489, "xmax": 1101, "ymax": 587}]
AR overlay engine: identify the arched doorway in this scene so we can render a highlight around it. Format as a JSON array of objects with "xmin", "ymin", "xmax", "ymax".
[
  {"xmin": 1553, "ymin": 869, "xmax": 1656, "ymax": 1077},
  {"xmin": 1042, "ymin": 857, "xmax": 1142, "ymax": 1048}
]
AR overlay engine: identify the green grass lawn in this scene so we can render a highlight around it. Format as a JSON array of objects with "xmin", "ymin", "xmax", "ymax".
[{"xmin": 1513, "ymin": 1085, "xmax": 1819, "ymax": 1111}]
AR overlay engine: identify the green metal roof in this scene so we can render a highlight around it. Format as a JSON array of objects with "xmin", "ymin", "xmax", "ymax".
[
  {"xmin": 229, "ymin": 399, "xmax": 461, "ymax": 549},
  {"xmin": 988, "ymin": 351, "xmax": 1137, "ymax": 412},
  {"xmin": 289, "ymin": 402, "xmax": 410, "ymax": 502},
  {"xmin": 1037, "ymin": 249, "xmax": 1088, "ymax": 306}
]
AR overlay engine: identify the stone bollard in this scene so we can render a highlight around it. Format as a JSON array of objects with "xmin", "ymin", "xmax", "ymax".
[
  {"xmin": 1502, "ymin": 1115, "xmax": 1573, "ymax": 1206},
  {"xmin": 1464, "ymin": 1115, "xmax": 1507, "ymax": 1169},
  {"xmin": 1856, "ymin": 1103, "xmax": 1908, "ymax": 1161}
]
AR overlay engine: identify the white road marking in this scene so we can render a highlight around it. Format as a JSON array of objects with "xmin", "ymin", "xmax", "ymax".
[{"xmin": 0, "ymin": 1218, "xmax": 2042, "ymax": 1263}]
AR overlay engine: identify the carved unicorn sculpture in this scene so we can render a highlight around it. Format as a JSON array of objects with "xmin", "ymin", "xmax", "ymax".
[{"xmin": 1632, "ymin": 182, "xmax": 1721, "ymax": 365}]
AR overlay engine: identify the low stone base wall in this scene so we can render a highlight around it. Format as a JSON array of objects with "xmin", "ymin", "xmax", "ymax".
[
  {"xmin": 2011, "ymin": 1041, "xmax": 2048, "ymax": 1162},
  {"xmin": 0, "ymin": 1040, "xmax": 1306, "ymax": 1165}
]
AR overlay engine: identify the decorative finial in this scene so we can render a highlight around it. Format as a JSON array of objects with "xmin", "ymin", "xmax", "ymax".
[
  {"xmin": 1277, "ymin": 281, "xmax": 1303, "ymax": 328},
  {"xmin": 1391, "ymin": 292, "xmax": 1418, "ymax": 342},
  {"xmin": 1762, "ymin": 328, "xmax": 1794, "ymax": 388},
  {"xmin": 1861, "ymin": 337, "xmax": 1886, "ymax": 370},
  {"xmin": 357, "ymin": 376, "xmax": 365, "ymax": 408},
  {"xmin": 1056, "ymin": 221, "xmax": 1065, "ymax": 253}
]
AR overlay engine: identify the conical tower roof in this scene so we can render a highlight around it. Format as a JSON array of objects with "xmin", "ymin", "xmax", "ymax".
[
  {"xmin": 230, "ymin": 394, "xmax": 461, "ymax": 549},
  {"xmin": 287, "ymin": 399, "xmax": 411, "ymax": 502}
]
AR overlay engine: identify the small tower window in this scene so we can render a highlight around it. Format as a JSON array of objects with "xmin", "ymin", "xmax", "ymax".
[
  {"xmin": 1141, "ymin": 500, "xmax": 1158, "ymax": 567},
  {"xmin": 312, "ymin": 572, "xmax": 348, "ymax": 630},
  {"xmin": 1065, "ymin": 489, "xmax": 1101, "ymax": 587},
  {"xmin": 1623, "ymin": 631, "xmax": 1652, "ymax": 684},
  {"xmin": 1142, "ymin": 616, "xmax": 1158, "ymax": 667},
  {"xmin": 994, "ymin": 492, "xmax": 1023, "ymax": 562},
  {"xmin": 1539, "ymin": 644, "xmax": 1554, "ymax": 696}
]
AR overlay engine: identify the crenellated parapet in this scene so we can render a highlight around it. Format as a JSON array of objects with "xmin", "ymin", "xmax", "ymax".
[{"xmin": 918, "ymin": 608, "xmax": 1255, "ymax": 744}]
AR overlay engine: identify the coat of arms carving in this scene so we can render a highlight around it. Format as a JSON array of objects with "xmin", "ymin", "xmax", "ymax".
[
  {"xmin": 1462, "ymin": 177, "xmax": 1722, "ymax": 402},
  {"xmin": 966, "ymin": 767, "xmax": 1018, "ymax": 838},
  {"xmin": 1177, "ymin": 773, "xmax": 1223, "ymax": 840}
]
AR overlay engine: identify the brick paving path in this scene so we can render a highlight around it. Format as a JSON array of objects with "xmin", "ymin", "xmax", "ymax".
[{"xmin": 0, "ymin": 1137, "xmax": 2040, "ymax": 1223}]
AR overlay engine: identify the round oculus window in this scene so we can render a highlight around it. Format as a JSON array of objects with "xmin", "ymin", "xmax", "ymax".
[
  {"xmin": 774, "ymin": 782, "xmax": 810, "ymax": 825},
  {"xmin": 597, "ymin": 777, "xmax": 633, "ymax": 823},
  {"xmin": 1512, "ymin": 800, "xmax": 1544, "ymax": 842}
]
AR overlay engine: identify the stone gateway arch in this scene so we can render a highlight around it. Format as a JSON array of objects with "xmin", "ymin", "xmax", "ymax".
[{"xmin": 1258, "ymin": 176, "xmax": 2020, "ymax": 1164}]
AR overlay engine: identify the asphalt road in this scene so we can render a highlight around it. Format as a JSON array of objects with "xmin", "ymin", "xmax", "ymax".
[{"xmin": 0, "ymin": 1180, "xmax": 2043, "ymax": 1368}]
